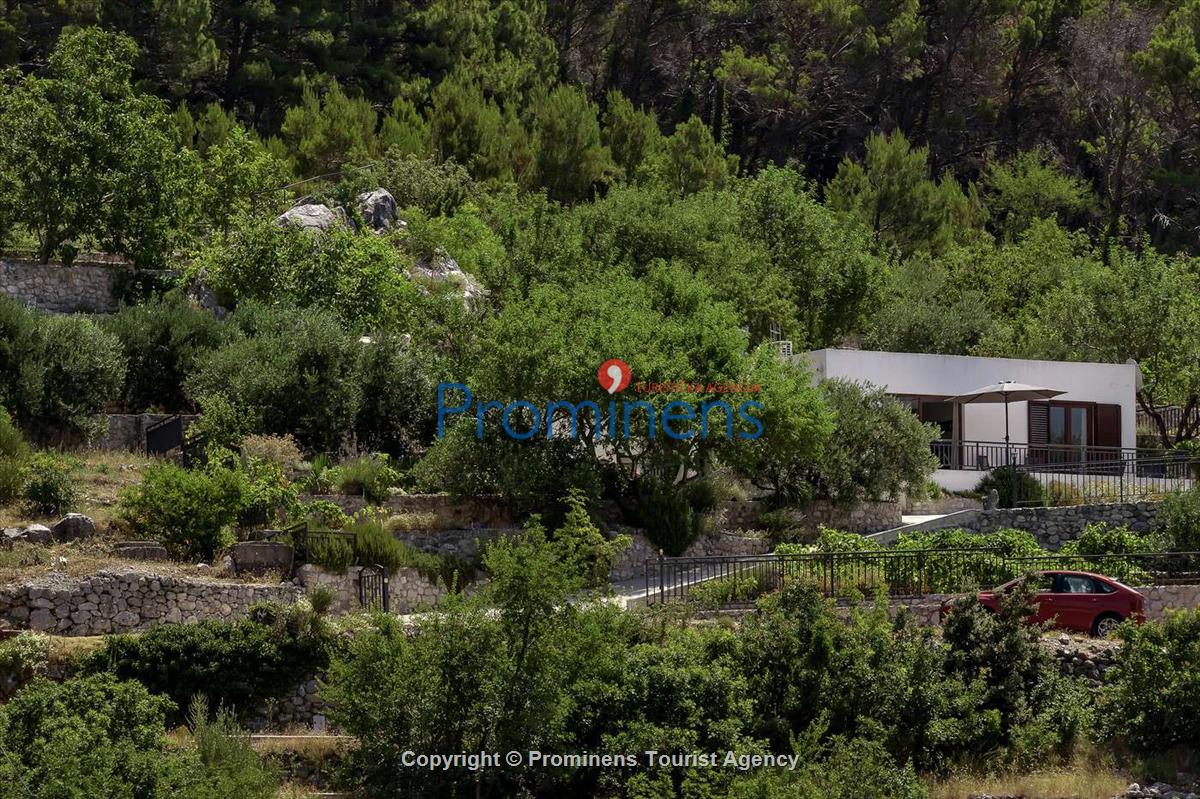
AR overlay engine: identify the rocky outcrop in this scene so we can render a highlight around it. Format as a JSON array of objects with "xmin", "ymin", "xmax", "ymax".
[
  {"xmin": 274, "ymin": 202, "xmax": 348, "ymax": 232},
  {"xmin": 356, "ymin": 188, "xmax": 401, "ymax": 232},
  {"xmin": 51, "ymin": 514, "xmax": 95, "ymax": 542},
  {"xmin": 408, "ymin": 247, "xmax": 485, "ymax": 307}
]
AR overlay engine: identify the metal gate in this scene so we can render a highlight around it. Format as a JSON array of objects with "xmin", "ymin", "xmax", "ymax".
[{"xmin": 358, "ymin": 564, "xmax": 390, "ymax": 612}]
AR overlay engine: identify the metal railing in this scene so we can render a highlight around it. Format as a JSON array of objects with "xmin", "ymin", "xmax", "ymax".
[
  {"xmin": 643, "ymin": 548, "xmax": 1200, "ymax": 608},
  {"xmin": 1011, "ymin": 454, "xmax": 1198, "ymax": 505},
  {"xmin": 930, "ymin": 439, "xmax": 1156, "ymax": 471}
]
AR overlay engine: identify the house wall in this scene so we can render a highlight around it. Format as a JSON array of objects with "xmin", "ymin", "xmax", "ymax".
[{"xmin": 804, "ymin": 349, "xmax": 1138, "ymax": 450}]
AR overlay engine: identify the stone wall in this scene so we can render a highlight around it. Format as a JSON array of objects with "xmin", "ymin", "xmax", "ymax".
[
  {"xmin": 874, "ymin": 501, "xmax": 1161, "ymax": 549},
  {"xmin": 715, "ymin": 499, "xmax": 901, "ymax": 535},
  {"xmin": 294, "ymin": 564, "xmax": 455, "ymax": 614},
  {"xmin": 300, "ymin": 493, "xmax": 512, "ymax": 528},
  {"xmin": 906, "ymin": 496, "xmax": 983, "ymax": 515},
  {"xmin": 0, "ymin": 568, "xmax": 300, "ymax": 636},
  {"xmin": 0, "ymin": 258, "xmax": 130, "ymax": 313},
  {"xmin": 610, "ymin": 530, "xmax": 771, "ymax": 581}
]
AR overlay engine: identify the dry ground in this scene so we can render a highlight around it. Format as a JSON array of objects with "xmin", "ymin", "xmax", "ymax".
[{"xmin": 0, "ymin": 449, "xmax": 159, "ymax": 530}]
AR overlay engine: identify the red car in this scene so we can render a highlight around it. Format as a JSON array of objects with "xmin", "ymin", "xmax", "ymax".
[{"xmin": 940, "ymin": 570, "xmax": 1145, "ymax": 637}]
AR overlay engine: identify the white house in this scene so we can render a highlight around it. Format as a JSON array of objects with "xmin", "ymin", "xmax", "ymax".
[{"xmin": 802, "ymin": 349, "xmax": 1141, "ymax": 492}]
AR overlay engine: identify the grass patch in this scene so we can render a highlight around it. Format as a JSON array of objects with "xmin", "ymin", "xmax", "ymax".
[
  {"xmin": 927, "ymin": 763, "xmax": 1129, "ymax": 799},
  {"xmin": 0, "ymin": 449, "xmax": 158, "ymax": 529}
]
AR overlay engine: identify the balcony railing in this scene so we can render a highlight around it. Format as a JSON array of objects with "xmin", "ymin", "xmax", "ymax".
[{"xmin": 930, "ymin": 440, "xmax": 1164, "ymax": 472}]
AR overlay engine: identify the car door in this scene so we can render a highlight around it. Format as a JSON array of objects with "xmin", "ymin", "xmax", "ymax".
[
  {"xmin": 1025, "ymin": 572, "xmax": 1056, "ymax": 625},
  {"xmin": 1050, "ymin": 574, "xmax": 1100, "ymax": 631}
]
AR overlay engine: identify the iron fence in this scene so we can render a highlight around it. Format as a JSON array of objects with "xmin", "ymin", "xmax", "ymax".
[
  {"xmin": 1011, "ymin": 454, "xmax": 1198, "ymax": 505},
  {"xmin": 643, "ymin": 548, "xmax": 1200, "ymax": 608}
]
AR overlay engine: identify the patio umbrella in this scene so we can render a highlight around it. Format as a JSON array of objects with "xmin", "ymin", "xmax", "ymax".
[{"xmin": 946, "ymin": 381, "xmax": 1066, "ymax": 466}]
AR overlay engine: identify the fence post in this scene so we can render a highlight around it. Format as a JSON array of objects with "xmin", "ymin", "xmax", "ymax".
[{"xmin": 657, "ymin": 550, "xmax": 665, "ymax": 605}]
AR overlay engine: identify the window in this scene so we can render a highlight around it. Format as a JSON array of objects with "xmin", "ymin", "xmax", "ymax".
[{"xmin": 1056, "ymin": 574, "xmax": 1098, "ymax": 594}]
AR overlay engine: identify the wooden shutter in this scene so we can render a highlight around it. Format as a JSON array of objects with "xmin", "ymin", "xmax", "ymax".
[
  {"xmin": 1028, "ymin": 402, "xmax": 1049, "ymax": 446},
  {"xmin": 1094, "ymin": 404, "xmax": 1121, "ymax": 449}
]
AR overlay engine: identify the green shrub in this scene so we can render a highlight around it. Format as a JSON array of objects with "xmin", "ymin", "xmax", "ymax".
[
  {"xmin": 688, "ymin": 572, "xmax": 766, "ymax": 609},
  {"xmin": 1099, "ymin": 608, "xmax": 1200, "ymax": 751},
  {"xmin": 186, "ymin": 699, "xmax": 280, "ymax": 799},
  {"xmin": 975, "ymin": 465, "xmax": 1044, "ymax": 508},
  {"xmin": 185, "ymin": 302, "xmax": 364, "ymax": 452},
  {"xmin": 332, "ymin": 453, "xmax": 401, "ymax": 503},
  {"xmin": 32, "ymin": 314, "xmax": 126, "ymax": 439},
  {"xmin": 307, "ymin": 532, "xmax": 356, "ymax": 573},
  {"xmin": 548, "ymin": 489, "xmax": 628, "ymax": 588},
  {"xmin": 0, "ymin": 406, "xmax": 28, "ymax": 504},
  {"xmin": 197, "ymin": 217, "xmax": 421, "ymax": 329},
  {"xmin": 118, "ymin": 461, "xmax": 249, "ymax": 561},
  {"xmin": 1155, "ymin": 487, "xmax": 1200, "ymax": 551},
  {"xmin": 625, "ymin": 478, "xmax": 698, "ymax": 556},
  {"xmin": 83, "ymin": 615, "xmax": 333, "ymax": 720},
  {"xmin": 810, "ymin": 379, "xmax": 940, "ymax": 503},
  {"xmin": 0, "ymin": 631, "xmax": 49, "ymax": 700},
  {"xmin": 0, "ymin": 674, "xmax": 178, "ymax": 792},
  {"xmin": 21, "ymin": 452, "xmax": 77, "ymax": 515},
  {"xmin": 1058, "ymin": 523, "xmax": 1161, "ymax": 582},
  {"xmin": 103, "ymin": 295, "xmax": 231, "ymax": 413},
  {"xmin": 303, "ymin": 498, "xmax": 352, "ymax": 529}
]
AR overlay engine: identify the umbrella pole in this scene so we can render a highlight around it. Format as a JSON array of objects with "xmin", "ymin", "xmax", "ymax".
[{"xmin": 1004, "ymin": 397, "xmax": 1010, "ymax": 467}]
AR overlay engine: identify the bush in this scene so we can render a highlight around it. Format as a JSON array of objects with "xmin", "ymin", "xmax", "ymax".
[
  {"xmin": 332, "ymin": 453, "xmax": 401, "ymax": 503},
  {"xmin": 975, "ymin": 465, "xmax": 1044, "ymax": 508},
  {"xmin": 21, "ymin": 452, "xmax": 77, "ymax": 515},
  {"xmin": 31, "ymin": 314, "xmax": 126, "ymax": 439},
  {"xmin": 624, "ymin": 477, "xmax": 698, "ymax": 557},
  {"xmin": 0, "ymin": 674, "xmax": 178, "ymax": 793},
  {"xmin": 239, "ymin": 433, "xmax": 303, "ymax": 471},
  {"xmin": 186, "ymin": 302, "xmax": 364, "ymax": 452},
  {"xmin": 83, "ymin": 614, "xmax": 333, "ymax": 721},
  {"xmin": 118, "ymin": 461, "xmax": 249, "ymax": 561},
  {"xmin": 548, "ymin": 489, "xmax": 628, "ymax": 587},
  {"xmin": 103, "ymin": 295, "xmax": 231, "ymax": 413},
  {"xmin": 197, "ymin": 217, "xmax": 422, "ymax": 329},
  {"xmin": 809, "ymin": 380, "xmax": 940, "ymax": 503},
  {"xmin": 0, "ymin": 406, "xmax": 29, "ymax": 504},
  {"xmin": 1099, "ymin": 608, "xmax": 1200, "ymax": 751},
  {"xmin": 354, "ymin": 335, "xmax": 441, "ymax": 464},
  {"xmin": 0, "ymin": 631, "xmax": 49, "ymax": 700},
  {"xmin": 307, "ymin": 532, "xmax": 356, "ymax": 573},
  {"xmin": 1155, "ymin": 487, "xmax": 1200, "ymax": 551}
]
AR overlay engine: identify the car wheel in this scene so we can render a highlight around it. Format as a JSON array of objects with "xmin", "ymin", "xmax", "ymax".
[{"xmin": 1091, "ymin": 613, "xmax": 1123, "ymax": 638}]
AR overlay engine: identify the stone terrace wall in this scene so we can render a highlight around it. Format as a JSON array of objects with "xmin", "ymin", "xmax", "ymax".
[
  {"xmin": 301, "ymin": 493, "xmax": 513, "ymax": 528},
  {"xmin": 717, "ymin": 499, "xmax": 902, "ymax": 535},
  {"xmin": 610, "ymin": 530, "xmax": 771, "ymax": 581},
  {"xmin": 971, "ymin": 502, "xmax": 1160, "ymax": 548},
  {"xmin": 295, "ymin": 564, "xmax": 455, "ymax": 614},
  {"xmin": 0, "ymin": 258, "xmax": 128, "ymax": 313},
  {"xmin": 0, "ymin": 568, "xmax": 300, "ymax": 636},
  {"xmin": 877, "ymin": 501, "xmax": 1161, "ymax": 549}
]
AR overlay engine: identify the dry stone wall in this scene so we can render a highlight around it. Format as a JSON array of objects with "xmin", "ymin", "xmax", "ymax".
[
  {"xmin": 0, "ymin": 258, "xmax": 130, "ymax": 313},
  {"xmin": 0, "ymin": 568, "xmax": 300, "ymax": 636},
  {"xmin": 294, "ymin": 564, "xmax": 455, "ymax": 614},
  {"xmin": 876, "ymin": 501, "xmax": 1161, "ymax": 549},
  {"xmin": 610, "ymin": 530, "xmax": 772, "ymax": 581}
]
